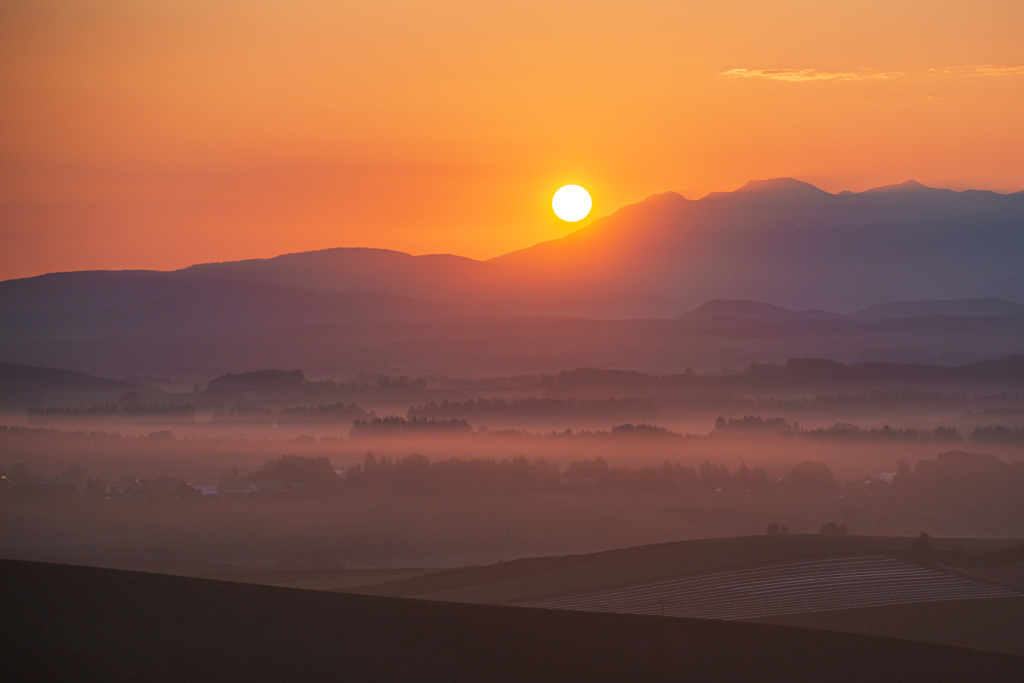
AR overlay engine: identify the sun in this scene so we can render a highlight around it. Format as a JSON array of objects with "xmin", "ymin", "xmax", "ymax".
[{"xmin": 552, "ymin": 185, "xmax": 592, "ymax": 222}]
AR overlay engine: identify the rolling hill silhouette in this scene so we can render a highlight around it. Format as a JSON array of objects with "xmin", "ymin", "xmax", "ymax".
[
  {"xmin": 681, "ymin": 298, "xmax": 1023, "ymax": 321},
  {"xmin": 0, "ymin": 363, "xmax": 156, "ymax": 405},
  {"xmin": 173, "ymin": 247, "xmax": 672, "ymax": 318},
  {"xmin": 856, "ymin": 298, "xmax": 1024, "ymax": 319},
  {"xmin": 681, "ymin": 299, "xmax": 841, "ymax": 320},
  {"xmin": 0, "ymin": 273, "xmax": 458, "ymax": 343}
]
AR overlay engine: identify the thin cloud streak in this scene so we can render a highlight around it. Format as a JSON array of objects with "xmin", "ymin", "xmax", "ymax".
[
  {"xmin": 722, "ymin": 65, "xmax": 1024, "ymax": 82},
  {"xmin": 720, "ymin": 68, "xmax": 905, "ymax": 82},
  {"xmin": 928, "ymin": 65, "xmax": 1024, "ymax": 77}
]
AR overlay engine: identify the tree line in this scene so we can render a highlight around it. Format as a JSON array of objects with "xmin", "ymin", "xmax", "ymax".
[
  {"xmin": 407, "ymin": 391, "xmax": 1003, "ymax": 423},
  {"xmin": 219, "ymin": 453, "xmax": 842, "ymax": 497}
]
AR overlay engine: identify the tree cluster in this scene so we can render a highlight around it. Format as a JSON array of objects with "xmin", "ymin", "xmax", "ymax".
[
  {"xmin": 803, "ymin": 424, "xmax": 962, "ymax": 443},
  {"xmin": 545, "ymin": 356, "xmax": 1024, "ymax": 398},
  {"xmin": 341, "ymin": 453, "xmax": 776, "ymax": 495},
  {"xmin": 714, "ymin": 415, "xmax": 794, "ymax": 436},
  {"xmin": 254, "ymin": 454, "xmax": 338, "ymax": 491},
  {"xmin": 28, "ymin": 402, "xmax": 194, "ymax": 417},
  {"xmin": 970, "ymin": 426, "xmax": 1024, "ymax": 445},
  {"xmin": 204, "ymin": 369, "xmax": 305, "ymax": 396},
  {"xmin": 213, "ymin": 402, "xmax": 370, "ymax": 424},
  {"xmin": 349, "ymin": 417, "xmax": 473, "ymax": 439}
]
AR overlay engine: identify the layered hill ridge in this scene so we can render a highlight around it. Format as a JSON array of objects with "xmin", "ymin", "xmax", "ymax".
[
  {"xmin": 0, "ymin": 273, "xmax": 458, "ymax": 343},
  {"xmin": 172, "ymin": 247, "xmax": 672, "ymax": 318},
  {"xmin": 1, "ymin": 178, "xmax": 1022, "ymax": 376},
  {"xmin": 856, "ymin": 298, "xmax": 1024, "ymax": 319},
  {"xmin": 681, "ymin": 299, "xmax": 841, "ymax": 320},
  {"xmin": 0, "ymin": 363, "xmax": 158, "ymax": 405},
  {"xmin": 681, "ymin": 298, "xmax": 1024, "ymax": 321},
  {"xmin": 3, "ymin": 177, "xmax": 1021, "ymax": 321}
]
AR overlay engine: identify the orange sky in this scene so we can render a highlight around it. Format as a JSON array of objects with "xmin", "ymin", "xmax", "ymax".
[{"xmin": 2, "ymin": 0, "xmax": 1023, "ymax": 280}]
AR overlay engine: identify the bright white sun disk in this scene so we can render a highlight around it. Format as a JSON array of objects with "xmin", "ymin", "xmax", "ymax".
[{"xmin": 552, "ymin": 185, "xmax": 592, "ymax": 222}]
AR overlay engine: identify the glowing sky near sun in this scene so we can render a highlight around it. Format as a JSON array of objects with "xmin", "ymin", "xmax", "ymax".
[{"xmin": 1, "ymin": 0, "xmax": 1023, "ymax": 279}]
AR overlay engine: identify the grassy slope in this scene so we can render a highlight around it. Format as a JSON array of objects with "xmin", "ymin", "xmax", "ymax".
[
  {"xmin": 757, "ymin": 597, "xmax": 1024, "ymax": 656},
  {"xmin": 2, "ymin": 559, "xmax": 1020, "ymax": 682},
  {"xmin": 199, "ymin": 567, "xmax": 434, "ymax": 591}
]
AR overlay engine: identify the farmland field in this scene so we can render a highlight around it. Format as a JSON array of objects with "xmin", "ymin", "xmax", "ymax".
[
  {"xmin": 517, "ymin": 555, "xmax": 1020, "ymax": 620},
  {"xmin": 358, "ymin": 535, "xmax": 1024, "ymax": 655}
]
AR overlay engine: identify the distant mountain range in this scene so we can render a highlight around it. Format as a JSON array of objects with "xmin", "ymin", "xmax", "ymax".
[
  {"xmin": 494, "ymin": 178, "xmax": 1024, "ymax": 312},
  {"xmin": 1, "ymin": 178, "xmax": 1021, "ymax": 376},
  {"xmin": 4, "ymin": 177, "xmax": 1022, "ymax": 322}
]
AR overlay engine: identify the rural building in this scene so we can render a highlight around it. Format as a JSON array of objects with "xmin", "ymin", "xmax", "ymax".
[
  {"xmin": 38, "ymin": 475, "xmax": 80, "ymax": 499},
  {"xmin": 222, "ymin": 480, "xmax": 260, "ymax": 497}
]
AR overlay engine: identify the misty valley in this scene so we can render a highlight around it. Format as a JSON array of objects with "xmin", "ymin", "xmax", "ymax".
[{"xmin": 4, "ymin": 360, "xmax": 1024, "ymax": 575}]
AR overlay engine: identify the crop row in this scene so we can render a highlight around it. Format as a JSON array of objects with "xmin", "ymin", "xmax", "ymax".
[{"xmin": 519, "ymin": 555, "xmax": 1019, "ymax": 621}]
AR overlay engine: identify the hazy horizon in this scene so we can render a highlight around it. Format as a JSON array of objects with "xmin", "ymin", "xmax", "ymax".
[
  {"xmin": 4, "ymin": 0, "xmax": 1024, "ymax": 282},
  {"xmin": 3, "ymin": 176, "xmax": 1023, "ymax": 282}
]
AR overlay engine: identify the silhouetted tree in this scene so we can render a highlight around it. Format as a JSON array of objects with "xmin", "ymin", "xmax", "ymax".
[
  {"xmin": 749, "ymin": 466, "xmax": 769, "ymax": 493},
  {"xmin": 9, "ymin": 462, "xmax": 31, "ymax": 494},
  {"xmin": 911, "ymin": 532, "xmax": 933, "ymax": 557},
  {"xmin": 819, "ymin": 522, "xmax": 847, "ymax": 536},
  {"xmin": 258, "ymin": 455, "xmax": 336, "ymax": 491},
  {"xmin": 699, "ymin": 460, "xmax": 731, "ymax": 492},
  {"xmin": 509, "ymin": 455, "xmax": 532, "ymax": 491},
  {"xmin": 787, "ymin": 461, "xmax": 839, "ymax": 495},
  {"xmin": 946, "ymin": 545, "xmax": 967, "ymax": 565}
]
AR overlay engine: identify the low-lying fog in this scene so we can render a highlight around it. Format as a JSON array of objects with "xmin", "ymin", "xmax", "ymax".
[{"xmin": 3, "ymin": 361, "xmax": 1023, "ymax": 577}]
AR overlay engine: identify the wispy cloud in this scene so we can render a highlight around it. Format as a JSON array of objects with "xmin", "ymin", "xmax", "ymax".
[
  {"xmin": 721, "ymin": 65, "xmax": 1024, "ymax": 83},
  {"xmin": 719, "ymin": 68, "xmax": 905, "ymax": 82},
  {"xmin": 928, "ymin": 65, "xmax": 1024, "ymax": 77}
]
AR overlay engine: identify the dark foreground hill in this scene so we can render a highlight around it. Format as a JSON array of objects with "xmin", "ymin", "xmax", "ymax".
[
  {"xmin": 357, "ymin": 535, "xmax": 1024, "ymax": 656},
  {"xmin": 1, "ymin": 560, "xmax": 1020, "ymax": 682}
]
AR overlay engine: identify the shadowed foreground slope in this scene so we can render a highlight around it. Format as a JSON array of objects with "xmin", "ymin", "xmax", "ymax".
[
  {"xmin": 2, "ymin": 560, "xmax": 1021, "ymax": 682},
  {"xmin": 358, "ymin": 536, "xmax": 1024, "ymax": 656}
]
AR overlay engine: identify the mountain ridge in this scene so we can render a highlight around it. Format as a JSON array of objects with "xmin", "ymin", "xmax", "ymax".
[
  {"xmin": 492, "ymin": 178, "xmax": 1024, "ymax": 312},
  {"xmin": 3, "ymin": 178, "xmax": 1022, "ymax": 326}
]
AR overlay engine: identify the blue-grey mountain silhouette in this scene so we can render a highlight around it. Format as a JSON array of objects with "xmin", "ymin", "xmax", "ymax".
[{"xmin": 494, "ymin": 178, "xmax": 1024, "ymax": 312}]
